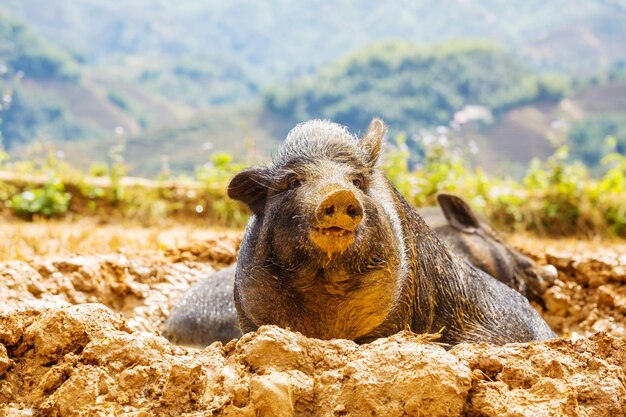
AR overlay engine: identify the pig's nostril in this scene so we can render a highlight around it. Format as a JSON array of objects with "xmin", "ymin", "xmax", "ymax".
[
  {"xmin": 346, "ymin": 205, "xmax": 359, "ymax": 218},
  {"xmin": 315, "ymin": 189, "xmax": 363, "ymax": 230}
]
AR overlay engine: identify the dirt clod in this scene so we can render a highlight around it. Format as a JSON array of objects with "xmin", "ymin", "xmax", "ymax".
[
  {"xmin": 1, "ymin": 234, "xmax": 625, "ymax": 415},
  {"xmin": 1, "ymin": 306, "xmax": 625, "ymax": 416}
]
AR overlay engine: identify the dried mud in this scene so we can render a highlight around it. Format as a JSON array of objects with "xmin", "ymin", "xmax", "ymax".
[
  {"xmin": 1, "ymin": 232, "xmax": 626, "ymax": 416},
  {"xmin": 510, "ymin": 237, "xmax": 626, "ymax": 340}
]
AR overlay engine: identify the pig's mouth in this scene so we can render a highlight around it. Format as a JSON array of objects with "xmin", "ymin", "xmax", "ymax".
[
  {"xmin": 316, "ymin": 226, "xmax": 352, "ymax": 237},
  {"xmin": 309, "ymin": 226, "xmax": 356, "ymax": 257}
]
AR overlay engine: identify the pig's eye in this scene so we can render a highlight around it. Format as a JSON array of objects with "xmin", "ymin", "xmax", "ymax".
[
  {"xmin": 288, "ymin": 177, "xmax": 302, "ymax": 189},
  {"xmin": 352, "ymin": 178, "xmax": 363, "ymax": 189}
]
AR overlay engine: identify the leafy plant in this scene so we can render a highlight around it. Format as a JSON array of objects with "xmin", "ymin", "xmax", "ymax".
[
  {"xmin": 383, "ymin": 128, "xmax": 626, "ymax": 237},
  {"xmin": 9, "ymin": 177, "xmax": 71, "ymax": 218},
  {"xmin": 1, "ymin": 131, "xmax": 626, "ymax": 236}
]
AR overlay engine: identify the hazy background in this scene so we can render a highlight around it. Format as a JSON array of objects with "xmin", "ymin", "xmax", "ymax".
[{"xmin": 1, "ymin": 0, "xmax": 625, "ymax": 177}]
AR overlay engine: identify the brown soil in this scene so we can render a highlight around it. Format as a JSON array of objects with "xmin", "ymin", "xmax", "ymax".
[
  {"xmin": 510, "ymin": 236, "xmax": 626, "ymax": 339},
  {"xmin": 1, "ymin": 232, "xmax": 626, "ymax": 416},
  {"xmin": 0, "ymin": 232, "xmax": 240, "ymax": 335}
]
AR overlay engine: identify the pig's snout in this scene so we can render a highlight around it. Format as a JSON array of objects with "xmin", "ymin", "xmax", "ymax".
[
  {"xmin": 310, "ymin": 189, "xmax": 363, "ymax": 256},
  {"xmin": 315, "ymin": 189, "xmax": 363, "ymax": 232}
]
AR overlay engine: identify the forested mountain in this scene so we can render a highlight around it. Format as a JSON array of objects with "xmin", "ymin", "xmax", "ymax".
[
  {"xmin": 0, "ymin": 12, "xmax": 77, "ymax": 81},
  {"xmin": 264, "ymin": 41, "xmax": 569, "ymax": 134},
  {"xmin": 0, "ymin": 12, "xmax": 90, "ymax": 148},
  {"xmin": 3, "ymin": 0, "xmax": 626, "ymax": 77},
  {"xmin": 0, "ymin": 1, "xmax": 625, "ymax": 175}
]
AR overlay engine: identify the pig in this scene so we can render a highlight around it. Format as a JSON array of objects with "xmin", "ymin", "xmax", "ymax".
[
  {"xmin": 419, "ymin": 193, "xmax": 557, "ymax": 303},
  {"xmin": 164, "ymin": 193, "xmax": 558, "ymax": 346},
  {"xmin": 224, "ymin": 118, "xmax": 555, "ymax": 345},
  {"xmin": 163, "ymin": 193, "xmax": 556, "ymax": 346}
]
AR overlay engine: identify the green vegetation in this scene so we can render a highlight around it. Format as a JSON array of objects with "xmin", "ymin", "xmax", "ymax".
[
  {"xmin": 107, "ymin": 90, "xmax": 134, "ymax": 112},
  {"xmin": 385, "ymin": 129, "xmax": 626, "ymax": 237},
  {"xmin": 0, "ymin": 12, "xmax": 78, "ymax": 81},
  {"xmin": 0, "ymin": 2, "xmax": 624, "ymax": 178},
  {"xmin": 133, "ymin": 57, "xmax": 259, "ymax": 107},
  {"xmin": 0, "ymin": 151, "xmax": 249, "ymax": 226},
  {"xmin": 569, "ymin": 115, "xmax": 626, "ymax": 168},
  {"xmin": 2, "ymin": 131, "xmax": 626, "ymax": 238},
  {"xmin": 5, "ymin": 0, "xmax": 625, "ymax": 77},
  {"xmin": 106, "ymin": 89, "xmax": 149, "ymax": 128},
  {"xmin": 8, "ymin": 177, "xmax": 71, "ymax": 218},
  {"xmin": 0, "ymin": 0, "xmax": 625, "ymax": 193},
  {"xmin": 264, "ymin": 41, "xmax": 570, "ymax": 134},
  {"xmin": 0, "ymin": 89, "xmax": 95, "ymax": 148},
  {"xmin": 0, "ymin": 13, "xmax": 91, "ymax": 149},
  {"xmin": 121, "ymin": 105, "xmax": 284, "ymax": 177}
]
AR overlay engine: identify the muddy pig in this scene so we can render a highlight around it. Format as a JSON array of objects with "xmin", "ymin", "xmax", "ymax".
[
  {"xmin": 164, "ymin": 122, "xmax": 552, "ymax": 345},
  {"xmin": 164, "ymin": 192, "xmax": 557, "ymax": 346},
  {"xmin": 222, "ymin": 118, "xmax": 556, "ymax": 345},
  {"xmin": 419, "ymin": 194, "xmax": 557, "ymax": 303}
]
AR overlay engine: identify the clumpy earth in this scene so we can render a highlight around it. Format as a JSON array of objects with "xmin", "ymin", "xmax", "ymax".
[
  {"xmin": 1, "ymin": 231, "xmax": 626, "ymax": 416},
  {"xmin": 509, "ymin": 236, "xmax": 626, "ymax": 340}
]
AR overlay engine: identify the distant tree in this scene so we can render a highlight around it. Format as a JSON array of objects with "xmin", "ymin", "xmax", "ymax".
[
  {"xmin": 569, "ymin": 115, "xmax": 626, "ymax": 168},
  {"xmin": 0, "ymin": 13, "xmax": 78, "ymax": 81},
  {"xmin": 263, "ymin": 40, "xmax": 570, "ymax": 133},
  {"xmin": 1, "ymin": 90, "xmax": 88, "ymax": 148}
]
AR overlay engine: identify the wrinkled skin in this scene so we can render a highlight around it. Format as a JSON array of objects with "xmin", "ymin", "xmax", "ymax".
[
  {"xmin": 418, "ymin": 194, "xmax": 557, "ymax": 304},
  {"xmin": 227, "ymin": 119, "xmax": 555, "ymax": 345}
]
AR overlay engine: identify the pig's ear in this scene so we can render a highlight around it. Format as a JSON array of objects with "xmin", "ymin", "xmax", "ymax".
[
  {"xmin": 360, "ymin": 118, "xmax": 385, "ymax": 167},
  {"xmin": 228, "ymin": 167, "xmax": 269, "ymax": 215},
  {"xmin": 437, "ymin": 193, "xmax": 481, "ymax": 232}
]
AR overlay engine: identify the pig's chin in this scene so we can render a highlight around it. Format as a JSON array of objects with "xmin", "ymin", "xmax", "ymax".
[{"xmin": 309, "ymin": 226, "xmax": 356, "ymax": 258}]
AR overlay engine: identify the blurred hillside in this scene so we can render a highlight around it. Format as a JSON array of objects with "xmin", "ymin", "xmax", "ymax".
[
  {"xmin": 0, "ymin": 1, "xmax": 625, "ymax": 176},
  {"xmin": 5, "ymin": 0, "xmax": 626, "ymax": 76}
]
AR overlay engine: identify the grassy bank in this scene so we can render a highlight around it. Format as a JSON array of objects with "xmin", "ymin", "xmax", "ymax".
[{"xmin": 2, "ymin": 134, "xmax": 626, "ymax": 238}]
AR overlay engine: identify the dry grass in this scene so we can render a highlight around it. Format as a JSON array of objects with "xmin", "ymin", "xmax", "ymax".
[
  {"xmin": 3, "ymin": 215, "xmax": 624, "ymax": 263},
  {"xmin": 0, "ymin": 217, "xmax": 242, "ymax": 261},
  {"xmin": 507, "ymin": 232, "xmax": 626, "ymax": 260}
]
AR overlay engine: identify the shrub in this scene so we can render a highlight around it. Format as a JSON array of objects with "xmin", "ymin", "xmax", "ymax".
[
  {"xmin": 2, "ymin": 136, "xmax": 626, "ymax": 236},
  {"xmin": 382, "ymin": 128, "xmax": 626, "ymax": 237},
  {"xmin": 9, "ymin": 177, "xmax": 71, "ymax": 218}
]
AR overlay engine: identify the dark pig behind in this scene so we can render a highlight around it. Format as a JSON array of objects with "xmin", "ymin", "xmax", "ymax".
[
  {"xmin": 162, "ymin": 265, "xmax": 240, "ymax": 346},
  {"xmin": 419, "ymin": 194, "xmax": 557, "ymax": 303},
  {"xmin": 228, "ymin": 118, "xmax": 555, "ymax": 345}
]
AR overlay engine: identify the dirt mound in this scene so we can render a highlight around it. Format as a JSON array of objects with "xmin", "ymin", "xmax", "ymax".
[
  {"xmin": 1, "ymin": 304, "xmax": 624, "ymax": 416},
  {"xmin": 1, "ymin": 234, "xmax": 626, "ymax": 415},
  {"xmin": 540, "ymin": 249, "xmax": 626, "ymax": 338},
  {"xmin": 0, "ymin": 234, "xmax": 239, "ymax": 334}
]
